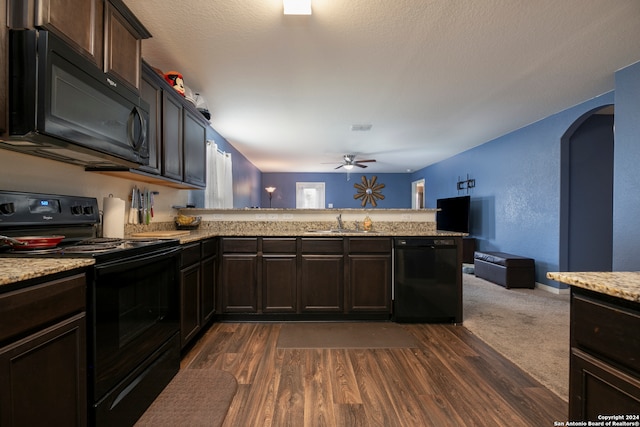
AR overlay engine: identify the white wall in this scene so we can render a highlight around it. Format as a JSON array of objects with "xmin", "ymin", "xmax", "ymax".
[{"xmin": 0, "ymin": 150, "xmax": 189, "ymax": 222}]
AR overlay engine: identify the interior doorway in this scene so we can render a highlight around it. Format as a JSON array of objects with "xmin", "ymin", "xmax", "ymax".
[
  {"xmin": 560, "ymin": 105, "xmax": 614, "ymax": 271},
  {"xmin": 411, "ymin": 179, "xmax": 425, "ymax": 209}
]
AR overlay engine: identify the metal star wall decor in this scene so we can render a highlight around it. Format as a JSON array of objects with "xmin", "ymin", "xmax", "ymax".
[{"xmin": 354, "ymin": 175, "xmax": 385, "ymax": 207}]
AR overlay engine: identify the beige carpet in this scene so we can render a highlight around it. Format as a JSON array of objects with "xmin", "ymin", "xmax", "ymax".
[
  {"xmin": 135, "ymin": 369, "xmax": 238, "ymax": 427},
  {"xmin": 462, "ymin": 272, "xmax": 570, "ymax": 401},
  {"xmin": 277, "ymin": 321, "xmax": 418, "ymax": 348}
]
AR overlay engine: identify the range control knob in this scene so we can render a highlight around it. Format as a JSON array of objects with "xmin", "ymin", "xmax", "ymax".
[
  {"xmin": 0, "ymin": 202, "xmax": 16, "ymax": 215},
  {"xmin": 83, "ymin": 206, "xmax": 94, "ymax": 215},
  {"xmin": 71, "ymin": 205, "xmax": 84, "ymax": 215}
]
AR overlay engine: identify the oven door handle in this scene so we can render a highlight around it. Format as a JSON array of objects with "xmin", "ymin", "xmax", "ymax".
[{"xmin": 94, "ymin": 247, "xmax": 181, "ymax": 275}]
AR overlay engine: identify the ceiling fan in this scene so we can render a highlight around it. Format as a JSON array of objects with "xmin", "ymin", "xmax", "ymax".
[{"xmin": 329, "ymin": 154, "xmax": 377, "ymax": 170}]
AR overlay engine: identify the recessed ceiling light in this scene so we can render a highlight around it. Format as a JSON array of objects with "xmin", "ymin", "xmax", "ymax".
[
  {"xmin": 283, "ymin": 0, "xmax": 312, "ymax": 15},
  {"xmin": 350, "ymin": 124, "xmax": 372, "ymax": 131}
]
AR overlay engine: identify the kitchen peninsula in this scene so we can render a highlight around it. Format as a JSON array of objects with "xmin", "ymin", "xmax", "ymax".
[
  {"xmin": 547, "ymin": 271, "xmax": 640, "ymax": 421},
  {"xmin": 147, "ymin": 207, "xmax": 465, "ymax": 329}
]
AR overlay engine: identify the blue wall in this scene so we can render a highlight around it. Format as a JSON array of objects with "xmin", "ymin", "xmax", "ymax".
[
  {"xmin": 410, "ymin": 92, "xmax": 615, "ymax": 288},
  {"xmin": 613, "ymin": 61, "xmax": 640, "ymax": 270},
  {"xmin": 261, "ymin": 173, "xmax": 412, "ymax": 209}
]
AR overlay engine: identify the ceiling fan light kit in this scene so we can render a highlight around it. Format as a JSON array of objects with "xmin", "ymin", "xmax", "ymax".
[{"xmin": 329, "ymin": 154, "xmax": 377, "ymax": 170}]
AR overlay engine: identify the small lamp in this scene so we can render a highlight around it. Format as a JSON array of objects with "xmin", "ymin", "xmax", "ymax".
[{"xmin": 265, "ymin": 187, "xmax": 276, "ymax": 208}]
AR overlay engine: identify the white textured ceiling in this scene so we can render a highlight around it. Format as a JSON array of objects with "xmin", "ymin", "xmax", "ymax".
[{"xmin": 124, "ymin": 0, "xmax": 640, "ymax": 173}]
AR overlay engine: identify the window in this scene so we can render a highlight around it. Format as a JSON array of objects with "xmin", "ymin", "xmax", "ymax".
[
  {"xmin": 296, "ymin": 182, "xmax": 325, "ymax": 209},
  {"xmin": 205, "ymin": 141, "xmax": 233, "ymax": 208}
]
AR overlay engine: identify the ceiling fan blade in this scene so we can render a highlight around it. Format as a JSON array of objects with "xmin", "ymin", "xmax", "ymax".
[
  {"xmin": 354, "ymin": 163, "xmax": 367, "ymax": 168},
  {"xmin": 334, "ymin": 164, "xmax": 344, "ymax": 169},
  {"xmin": 356, "ymin": 159, "xmax": 376, "ymax": 163}
]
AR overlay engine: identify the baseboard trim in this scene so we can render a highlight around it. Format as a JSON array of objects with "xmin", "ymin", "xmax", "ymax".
[{"xmin": 535, "ymin": 282, "xmax": 570, "ymax": 295}]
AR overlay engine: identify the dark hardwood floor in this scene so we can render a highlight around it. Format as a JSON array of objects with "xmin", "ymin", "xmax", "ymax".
[{"xmin": 181, "ymin": 322, "xmax": 567, "ymax": 427}]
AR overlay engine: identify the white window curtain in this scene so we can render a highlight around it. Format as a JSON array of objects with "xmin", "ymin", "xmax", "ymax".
[{"xmin": 205, "ymin": 141, "xmax": 233, "ymax": 208}]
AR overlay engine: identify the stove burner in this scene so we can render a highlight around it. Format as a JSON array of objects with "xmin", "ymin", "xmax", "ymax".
[{"xmin": 82, "ymin": 238, "xmax": 125, "ymax": 245}]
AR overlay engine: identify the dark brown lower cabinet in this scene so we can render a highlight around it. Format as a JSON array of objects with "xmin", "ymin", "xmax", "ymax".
[
  {"xmin": 220, "ymin": 238, "xmax": 259, "ymax": 313},
  {"xmin": 300, "ymin": 254, "xmax": 344, "ymax": 312},
  {"xmin": 0, "ymin": 272, "xmax": 87, "ymax": 427},
  {"xmin": 570, "ymin": 287, "xmax": 640, "ymax": 420},
  {"xmin": 180, "ymin": 238, "xmax": 217, "ymax": 349},
  {"xmin": 201, "ymin": 240, "xmax": 217, "ymax": 323},
  {"xmin": 300, "ymin": 238, "xmax": 344, "ymax": 313},
  {"xmin": 262, "ymin": 238, "xmax": 297, "ymax": 313},
  {"xmin": 217, "ymin": 236, "xmax": 394, "ymax": 319},
  {"xmin": 347, "ymin": 238, "xmax": 392, "ymax": 313}
]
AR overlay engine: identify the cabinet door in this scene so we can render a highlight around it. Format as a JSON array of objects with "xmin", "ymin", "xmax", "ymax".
[
  {"xmin": 139, "ymin": 66, "xmax": 161, "ymax": 174},
  {"xmin": 0, "ymin": 313, "xmax": 87, "ymax": 427},
  {"xmin": 221, "ymin": 254, "xmax": 258, "ymax": 313},
  {"xmin": 300, "ymin": 255, "xmax": 344, "ymax": 312},
  {"xmin": 183, "ymin": 109, "xmax": 207, "ymax": 188},
  {"xmin": 348, "ymin": 254, "xmax": 391, "ymax": 312},
  {"xmin": 162, "ymin": 91, "xmax": 183, "ymax": 181},
  {"xmin": 34, "ymin": 0, "xmax": 104, "ymax": 67},
  {"xmin": 104, "ymin": 1, "xmax": 141, "ymax": 91},
  {"xmin": 180, "ymin": 263, "xmax": 201, "ymax": 348},
  {"xmin": 201, "ymin": 255, "xmax": 216, "ymax": 323},
  {"xmin": 263, "ymin": 255, "xmax": 297, "ymax": 313},
  {"xmin": 570, "ymin": 348, "xmax": 640, "ymax": 420}
]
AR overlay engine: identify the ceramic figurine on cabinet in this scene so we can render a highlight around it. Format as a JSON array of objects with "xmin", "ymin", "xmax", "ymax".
[{"xmin": 164, "ymin": 71, "xmax": 185, "ymax": 96}]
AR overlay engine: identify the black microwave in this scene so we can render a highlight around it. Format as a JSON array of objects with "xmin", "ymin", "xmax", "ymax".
[{"xmin": 3, "ymin": 30, "xmax": 149, "ymax": 168}]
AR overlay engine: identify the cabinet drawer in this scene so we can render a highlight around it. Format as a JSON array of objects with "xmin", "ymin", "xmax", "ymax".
[
  {"xmin": 202, "ymin": 238, "xmax": 217, "ymax": 258},
  {"xmin": 263, "ymin": 238, "xmax": 297, "ymax": 254},
  {"xmin": 348, "ymin": 237, "xmax": 391, "ymax": 254},
  {"xmin": 0, "ymin": 273, "xmax": 86, "ymax": 343},
  {"xmin": 301, "ymin": 238, "xmax": 343, "ymax": 254},
  {"xmin": 181, "ymin": 242, "xmax": 201, "ymax": 267},
  {"xmin": 572, "ymin": 291, "xmax": 640, "ymax": 374},
  {"xmin": 222, "ymin": 238, "xmax": 258, "ymax": 253}
]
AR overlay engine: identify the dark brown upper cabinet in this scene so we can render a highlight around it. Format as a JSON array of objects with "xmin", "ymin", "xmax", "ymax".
[{"xmin": 8, "ymin": 0, "xmax": 150, "ymax": 92}]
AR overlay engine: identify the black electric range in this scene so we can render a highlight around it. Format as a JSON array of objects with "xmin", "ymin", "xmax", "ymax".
[
  {"xmin": 0, "ymin": 190, "xmax": 182, "ymax": 426},
  {"xmin": 0, "ymin": 190, "xmax": 179, "ymax": 261}
]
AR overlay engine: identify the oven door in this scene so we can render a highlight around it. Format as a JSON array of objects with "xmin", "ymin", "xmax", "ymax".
[{"xmin": 90, "ymin": 246, "xmax": 180, "ymax": 400}]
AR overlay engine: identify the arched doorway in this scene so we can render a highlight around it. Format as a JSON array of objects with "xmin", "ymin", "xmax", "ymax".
[{"xmin": 559, "ymin": 105, "xmax": 614, "ymax": 272}]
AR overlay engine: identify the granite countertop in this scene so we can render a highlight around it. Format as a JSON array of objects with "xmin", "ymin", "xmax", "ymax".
[
  {"xmin": 0, "ymin": 258, "xmax": 95, "ymax": 287},
  {"xmin": 547, "ymin": 271, "xmax": 640, "ymax": 303},
  {"xmin": 175, "ymin": 229, "xmax": 466, "ymax": 244}
]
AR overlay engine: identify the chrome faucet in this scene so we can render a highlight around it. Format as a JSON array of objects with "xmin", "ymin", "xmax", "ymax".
[{"xmin": 336, "ymin": 214, "xmax": 344, "ymax": 230}]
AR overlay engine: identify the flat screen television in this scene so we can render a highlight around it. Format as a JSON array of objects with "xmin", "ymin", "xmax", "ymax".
[{"xmin": 436, "ymin": 195, "xmax": 470, "ymax": 233}]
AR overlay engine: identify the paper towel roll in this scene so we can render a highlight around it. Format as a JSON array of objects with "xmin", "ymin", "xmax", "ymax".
[{"xmin": 103, "ymin": 196, "xmax": 125, "ymax": 238}]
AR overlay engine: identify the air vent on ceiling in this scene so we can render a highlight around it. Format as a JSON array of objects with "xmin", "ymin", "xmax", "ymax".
[{"xmin": 350, "ymin": 124, "xmax": 372, "ymax": 131}]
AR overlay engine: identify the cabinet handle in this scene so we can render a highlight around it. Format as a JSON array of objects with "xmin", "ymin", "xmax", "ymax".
[{"xmin": 128, "ymin": 106, "xmax": 148, "ymax": 158}]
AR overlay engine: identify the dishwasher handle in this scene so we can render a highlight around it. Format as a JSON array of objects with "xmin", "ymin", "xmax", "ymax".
[{"xmin": 394, "ymin": 238, "xmax": 455, "ymax": 247}]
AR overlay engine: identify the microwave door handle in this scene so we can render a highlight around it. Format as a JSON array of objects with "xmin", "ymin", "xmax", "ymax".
[{"xmin": 127, "ymin": 106, "xmax": 147, "ymax": 152}]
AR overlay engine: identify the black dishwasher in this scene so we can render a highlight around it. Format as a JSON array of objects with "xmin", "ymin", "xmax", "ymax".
[{"xmin": 393, "ymin": 237, "xmax": 462, "ymax": 323}]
